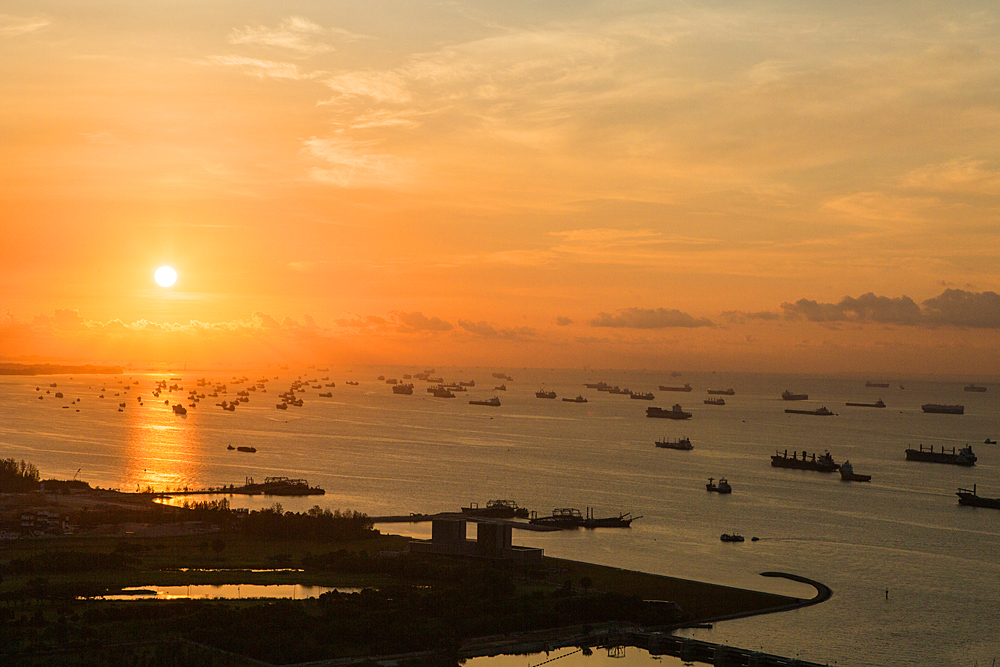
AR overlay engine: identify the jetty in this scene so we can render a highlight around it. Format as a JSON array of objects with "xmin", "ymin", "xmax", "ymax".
[
  {"xmin": 369, "ymin": 511, "xmax": 560, "ymax": 531},
  {"xmin": 157, "ymin": 476, "xmax": 325, "ymax": 497}
]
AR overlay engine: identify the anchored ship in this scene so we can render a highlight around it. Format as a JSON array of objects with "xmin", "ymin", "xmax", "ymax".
[
  {"xmin": 785, "ymin": 406, "xmax": 836, "ymax": 416},
  {"xmin": 469, "ymin": 396, "xmax": 501, "ymax": 406},
  {"xmin": 846, "ymin": 399, "xmax": 886, "ymax": 408},
  {"xmin": 706, "ymin": 477, "xmax": 732, "ymax": 494},
  {"xmin": 782, "ymin": 390, "xmax": 808, "ymax": 400},
  {"xmin": 956, "ymin": 485, "xmax": 1000, "ymax": 509},
  {"xmin": 964, "ymin": 384, "xmax": 987, "ymax": 393},
  {"xmin": 771, "ymin": 449, "xmax": 839, "ymax": 472},
  {"xmin": 922, "ymin": 404, "xmax": 964, "ymax": 414},
  {"xmin": 865, "ymin": 381, "xmax": 890, "ymax": 388},
  {"xmin": 839, "ymin": 461, "xmax": 871, "ymax": 482},
  {"xmin": 655, "ymin": 436, "xmax": 693, "ymax": 450},
  {"xmin": 659, "ymin": 383, "xmax": 693, "ymax": 392},
  {"xmin": 905, "ymin": 444, "xmax": 976, "ymax": 466},
  {"xmin": 707, "ymin": 388, "xmax": 735, "ymax": 395},
  {"xmin": 461, "ymin": 499, "xmax": 529, "ymax": 518},
  {"xmin": 646, "ymin": 404, "xmax": 692, "ymax": 419}
]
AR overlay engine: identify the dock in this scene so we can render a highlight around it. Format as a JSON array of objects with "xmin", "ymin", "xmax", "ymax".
[{"xmin": 369, "ymin": 511, "xmax": 560, "ymax": 531}]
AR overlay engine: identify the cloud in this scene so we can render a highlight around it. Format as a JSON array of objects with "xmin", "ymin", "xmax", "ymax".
[
  {"xmin": 780, "ymin": 289, "xmax": 1000, "ymax": 328},
  {"xmin": 781, "ymin": 293, "xmax": 922, "ymax": 325},
  {"xmin": 555, "ymin": 316, "xmax": 573, "ymax": 326},
  {"xmin": 721, "ymin": 310, "xmax": 781, "ymax": 323},
  {"xmin": 200, "ymin": 55, "xmax": 317, "ymax": 80},
  {"xmin": 902, "ymin": 159, "xmax": 1000, "ymax": 195},
  {"xmin": 590, "ymin": 308, "xmax": 712, "ymax": 329},
  {"xmin": 252, "ymin": 312, "xmax": 282, "ymax": 329},
  {"xmin": 458, "ymin": 320, "xmax": 535, "ymax": 340},
  {"xmin": 0, "ymin": 15, "xmax": 50, "ymax": 37},
  {"xmin": 922, "ymin": 289, "xmax": 1000, "ymax": 328},
  {"xmin": 335, "ymin": 314, "xmax": 390, "ymax": 329},
  {"xmin": 230, "ymin": 16, "xmax": 334, "ymax": 55},
  {"xmin": 392, "ymin": 311, "xmax": 453, "ymax": 333},
  {"xmin": 303, "ymin": 136, "xmax": 413, "ymax": 188}
]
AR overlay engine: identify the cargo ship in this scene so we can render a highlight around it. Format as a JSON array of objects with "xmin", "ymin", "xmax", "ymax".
[
  {"xmin": 655, "ymin": 436, "xmax": 693, "ymax": 450},
  {"xmin": 922, "ymin": 404, "xmax": 964, "ymax": 414},
  {"xmin": 646, "ymin": 404, "xmax": 692, "ymax": 419},
  {"xmin": 461, "ymin": 499, "xmax": 529, "ymax": 518},
  {"xmin": 771, "ymin": 449, "xmax": 839, "ymax": 472},
  {"xmin": 707, "ymin": 388, "xmax": 735, "ymax": 395},
  {"xmin": 392, "ymin": 383, "xmax": 414, "ymax": 395},
  {"xmin": 964, "ymin": 384, "xmax": 987, "ymax": 393},
  {"xmin": 905, "ymin": 444, "xmax": 976, "ymax": 466},
  {"xmin": 865, "ymin": 381, "xmax": 890, "ymax": 388},
  {"xmin": 469, "ymin": 396, "xmax": 501, "ymax": 406},
  {"xmin": 629, "ymin": 391, "xmax": 655, "ymax": 400},
  {"xmin": 956, "ymin": 485, "xmax": 1000, "ymax": 509},
  {"xmin": 659, "ymin": 383, "xmax": 693, "ymax": 392},
  {"xmin": 846, "ymin": 399, "xmax": 886, "ymax": 408},
  {"xmin": 562, "ymin": 395, "xmax": 587, "ymax": 403},
  {"xmin": 782, "ymin": 390, "xmax": 808, "ymax": 400},
  {"xmin": 704, "ymin": 397, "xmax": 726, "ymax": 405},
  {"xmin": 535, "ymin": 389, "xmax": 557, "ymax": 399},
  {"xmin": 785, "ymin": 406, "xmax": 836, "ymax": 416}
]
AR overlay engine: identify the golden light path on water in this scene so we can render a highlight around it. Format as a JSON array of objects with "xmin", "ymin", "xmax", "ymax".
[{"xmin": 122, "ymin": 392, "xmax": 199, "ymax": 492}]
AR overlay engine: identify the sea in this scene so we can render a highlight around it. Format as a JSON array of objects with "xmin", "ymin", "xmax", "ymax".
[{"xmin": 1, "ymin": 368, "xmax": 998, "ymax": 667}]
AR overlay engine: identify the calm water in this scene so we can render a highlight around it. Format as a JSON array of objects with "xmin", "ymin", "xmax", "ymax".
[
  {"xmin": 2, "ymin": 369, "xmax": 998, "ymax": 666},
  {"xmin": 97, "ymin": 584, "xmax": 348, "ymax": 600}
]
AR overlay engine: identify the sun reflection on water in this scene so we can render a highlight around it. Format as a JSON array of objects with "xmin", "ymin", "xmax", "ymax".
[{"xmin": 122, "ymin": 391, "xmax": 200, "ymax": 492}]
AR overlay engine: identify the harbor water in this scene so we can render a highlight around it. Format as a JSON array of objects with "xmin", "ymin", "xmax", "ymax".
[{"xmin": 2, "ymin": 369, "xmax": 998, "ymax": 666}]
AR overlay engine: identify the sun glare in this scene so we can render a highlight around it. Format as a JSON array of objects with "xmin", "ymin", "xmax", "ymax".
[{"xmin": 154, "ymin": 266, "xmax": 177, "ymax": 287}]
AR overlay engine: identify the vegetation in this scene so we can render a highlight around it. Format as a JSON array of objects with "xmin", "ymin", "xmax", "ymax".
[{"xmin": 0, "ymin": 458, "xmax": 41, "ymax": 492}]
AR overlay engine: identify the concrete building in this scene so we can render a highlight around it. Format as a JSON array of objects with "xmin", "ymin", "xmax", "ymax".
[{"xmin": 409, "ymin": 518, "xmax": 543, "ymax": 567}]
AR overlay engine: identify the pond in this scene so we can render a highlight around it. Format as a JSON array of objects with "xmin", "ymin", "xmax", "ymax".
[{"xmin": 94, "ymin": 584, "xmax": 360, "ymax": 600}]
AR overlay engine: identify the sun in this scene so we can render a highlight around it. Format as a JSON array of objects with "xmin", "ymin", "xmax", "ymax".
[{"xmin": 154, "ymin": 266, "xmax": 177, "ymax": 287}]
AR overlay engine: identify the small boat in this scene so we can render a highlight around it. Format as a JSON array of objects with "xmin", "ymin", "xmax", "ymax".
[
  {"xmin": 171, "ymin": 404, "xmax": 187, "ymax": 415},
  {"xmin": 956, "ymin": 484, "xmax": 1000, "ymax": 509},
  {"xmin": 839, "ymin": 460, "xmax": 871, "ymax": 482},
  {"xmin": 720, "ymin": 533, "xmax": 744, "ymax": 542},
  {"xmin": 276, "ymin": 403, "xmax": 288, "ymax": 410},
  {"xmin": 706, "ymin": 477, "xmax": 732, "ymax": 494},
  {"xmin": 535, "ymin": 389, "xmax": 557, "ymax": 399},
  {"xmin": 646, "ymin": 404, "xmax": 692, "ymax": 420},
  {"xmin": 986, "ymin": 438, "xmax": 997, "ymax": 444},
  {"xmin": 237, "ymin": 446, "xmax": 257, "ymax": 453},
  {"xmin": 655, "ymin": 436, "xmax": 693, "ymax": 450},
  {"xmin": 227, "ymin": 445, "xmax": 235, "ymax": 450},
  {"xmin": 469, "ymin": 396, "xmax": 501, "ymax": 406},
  {"xmin": 704, "ymin": 397, "xmax": 725, "ymax": 405},
  {"xmin": 785, "ymin": 406, "xmax": 836, "ymax": 416},
  {"xmin": 562, "ymin": 395, "xmax": 588, "ymax": 403},
  {"xmin": 782, "ymin": 390, "xmax": 808, "ymax": 400}
]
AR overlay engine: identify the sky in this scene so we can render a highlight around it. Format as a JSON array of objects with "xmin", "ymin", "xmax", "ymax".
[{"xmin": 2, "ymin": 1, "xmax": 999, "ymax": 374}]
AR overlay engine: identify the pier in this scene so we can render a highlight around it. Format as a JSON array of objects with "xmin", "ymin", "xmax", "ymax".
[{"xmin": 370, "ymin": 511, "xmax": 561, "ymax": 531}]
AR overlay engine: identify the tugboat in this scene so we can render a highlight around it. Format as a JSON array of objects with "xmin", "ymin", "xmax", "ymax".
[
  {"xmin": 646, "ymin": 404, "xmax": 692, "ymax": 419},
  {"xmin": 905, "ymin": 444, "xmax": 976, "ymax": 466},
  {"xmin": 956, "ymin": 485, "xmax": 1000, "ymax": 509},
  {"xmin": 469, "ymin": 396, "xmax": 501, "ymax": 406},
  {"xmin": 771, "ymin": 449, "xmax": 839, "ymax": 472},
  {"xmin": 562, "ymin": 395, "xmax": 588, "ymax": 403},
  {"xmin": 655, "ymin": 436, "xmax": 693, "ymax": 450},
  {"xmin": 922, "ymin": 403, "xmax": 964, "ymax": 414},
  {"xmin": 785, "ymin": 406, "xmax": 836, "ymax": 416},
  {"xmin": 839, "ymin": 461, "xmax": 871, "ymax": 482},
  {"xmin": 706, "ymin": 477, "xmax": 732, "ymax": 494},
  {"xmin": 704, "ymin": 397, "xmax": 726, "ymax": 405},
  {"xmin": 720, "ymin": 533, "xmax": 744, "ymax": 542},
  {"xmin": 535, "ymin": 389, "xmax": 557, "ymax": 399},
  {"xmin": 782, "ymin": 390, "xmax": 809, "ymax": 400}
]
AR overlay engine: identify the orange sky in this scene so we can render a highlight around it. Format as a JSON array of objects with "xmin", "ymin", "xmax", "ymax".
[{"xmin": 2, "ymin": 3, "xmax": 999, "ymax": 374}]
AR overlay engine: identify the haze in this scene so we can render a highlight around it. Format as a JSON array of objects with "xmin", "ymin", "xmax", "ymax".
[{"xmin": 2, "ymin": 2, "xmax": 998, "ymax": 374}]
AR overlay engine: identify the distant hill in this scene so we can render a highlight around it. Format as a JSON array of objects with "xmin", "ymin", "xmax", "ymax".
[{"xmin": 0, "ymin": 363, "xmax": 123, "ymax": 375}]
